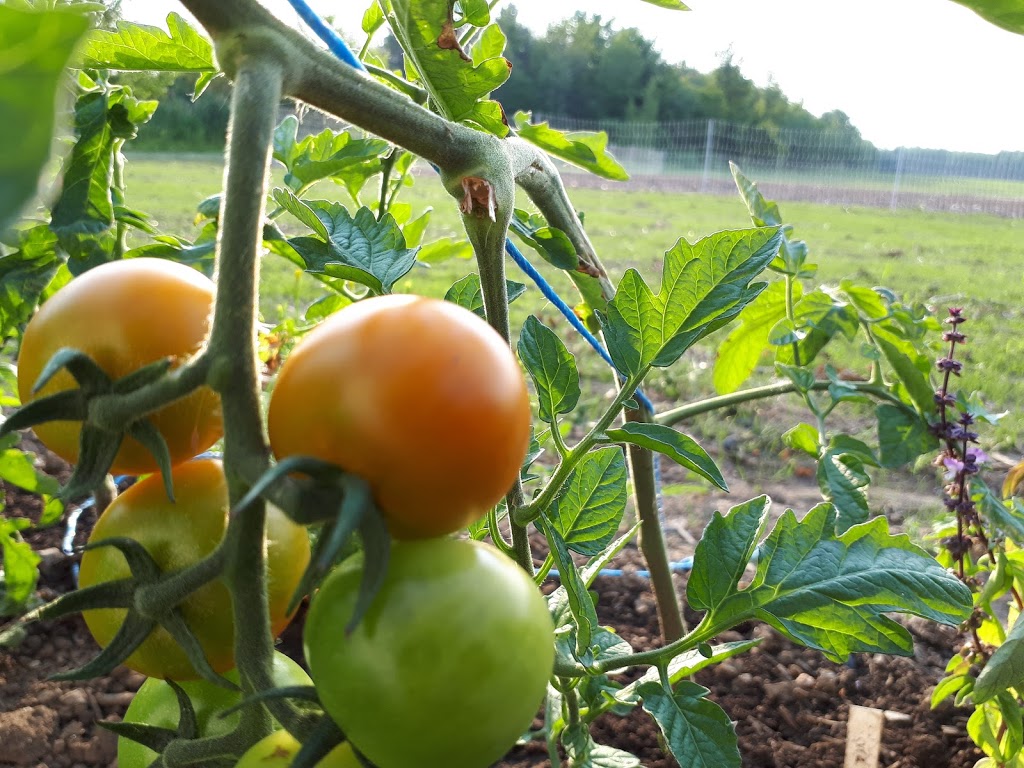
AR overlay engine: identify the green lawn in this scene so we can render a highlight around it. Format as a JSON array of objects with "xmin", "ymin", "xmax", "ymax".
[{"xmin": 124, "ymin": 153, "xmax": 1024, "ymax": 447}]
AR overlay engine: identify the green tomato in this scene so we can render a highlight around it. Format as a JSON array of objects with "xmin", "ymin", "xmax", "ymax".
[
  {"xmin": 235, "ymin": 730, "xmax": 360, "ymax": 767},
  {"xmin": 118, "ymin": 652, "xmax": 311, "ymax": 768},
  {"xmin": 304, "ymin": 538, "xmax": 555, "ymax": 768}
]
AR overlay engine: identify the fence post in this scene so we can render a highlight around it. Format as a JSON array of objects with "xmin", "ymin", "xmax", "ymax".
[
  {"xmin": 890, "ymin": 146, "xmax": 906, "ymax": 210},
  {"xmin": 700, "ymin": 118, "xmax": 715, "ymax": 194}
]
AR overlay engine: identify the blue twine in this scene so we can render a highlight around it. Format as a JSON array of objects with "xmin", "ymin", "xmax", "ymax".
[
  {"xmin": 547, "ymin": 557, "xmax": 693, "ymax": 581},
  {"xmin": 284, "ymin": 0, "xmax": 367, "ymax": 71}
]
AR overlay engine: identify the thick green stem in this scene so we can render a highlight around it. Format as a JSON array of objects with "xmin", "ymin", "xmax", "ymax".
[
  {"xmin": 784, "ymin": 274, "xmax": 801, "ymax": 367},
  {"xmin": 625, "ymin": 409, "xmax": 685, "ymax": 642}
]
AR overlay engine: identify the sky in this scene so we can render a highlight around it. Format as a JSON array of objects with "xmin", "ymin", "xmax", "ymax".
[{"xmin": 122, "ymin": 0, "xmax": 1024, "ymax": 154}]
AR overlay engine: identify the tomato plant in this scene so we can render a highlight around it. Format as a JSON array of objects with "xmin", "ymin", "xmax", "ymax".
[
  {"xmin": 235, "ymin": 730, "xmax": 359, "ymax": 768},
  {"xmin": 118, "ymin": 652, "xmax": 311, "ymax": 768},
  {"xmin": 78, "ymin": 459, "xmax": 310, "ymax": 680},
  {"xmin": 268, "ymin": 294, "xmax": 531, "ymax": 539},
  {"xmin": 16, "ymin": 257, "xmax": 222, "ymax": 475},
  {"xmin": 304, "ymin": 538, "xmax": 554, "ymax": 768}
]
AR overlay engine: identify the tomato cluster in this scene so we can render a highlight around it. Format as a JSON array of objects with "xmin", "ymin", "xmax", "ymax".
[{"xmin": 19, "ymin": 264, "xmax": 552, "ymax": 766}]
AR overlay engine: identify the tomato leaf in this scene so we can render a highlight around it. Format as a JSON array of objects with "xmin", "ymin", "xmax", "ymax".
[
  {"xmin": 0, "ymin": 225, "xmax": 63, "ymax": 345},
  {"xmin": 513, "ymin": 113, "xmax": 629, "ymax": 182},
  {"xmin": 712, "ymin": 281, "xmax": 790, "ymax": 394},
  {"xmin": 547, "ymin": 447, "xmax": 627, "ymax": 557},
  {"xmin": 272, "ymin": 118, "xmax": 390, "ymax": 193},
  {"xmin": 639, "ymin": 681, "xmax": 740, "ymax": 768},
  {"xmin": 688, "ymin": 496, "xmax": 768, "ymax": 614},
  {"xmin": 0, "ymin": 5, "xmax": 90, "ymax": 231},
  {"xmin": 773, "ymin": 290, "xmax": 858, "ymax": 368},
  {"xmin": 542, "ymin": 518, "xmax": 598, "ymax": 661},
  {"xmin": 509, "ymin": 209, "xmax": 579, "ymax": 271},
  {"xmin": 602, "ymin": 228, "xmax": 781, "ymax": 378},
  {"xmin": 730, "ymin": 163, "xmax": 810, "ymax": 277},
  {"xmin": 0, "ymin": 450, "xmax": 59, "ymax": 497},
  {"xmin": 80, "ymin": 13, "xmax": 216, "ymax": 72},
  {"xmin": 815, "ymin": 451, "xmax": 871, "ymax": 534},
  {"xmin": 876, "ymin": 403, "xmax": 937, "ymax": 469},
  {"xmin": 561, "ymin": 722, "xmax": 642, "ymax": 767},
  {"xmin": 386, "ymin": 0, "xmax": 511, "ymax": 135},
  {"xmin": 50, "ymin": 91, "xmax": 114, "ymax": 235},
  {"xmin": 0, "ymin": 517, "xmax": 41, "ymax": 616},
  {"xmin": 949, "ymin": 0, "xmax": 1024, "ymax": 35},
  {"xmin": 605, "ymin": 422, "xmax": 726, "ymax": 492},
  {"xmin": 874, "ymin": 329, "xmax": 936, "ymax": 415},
  {"xmin": 518, "ymin": 316, "xmax": 581, "ymax": 424},
  {"xmin": 444, "ymin": 273, "xmax": 526, "ymax": 318},
  {"xmin": 693, "ymin": 500, "xmax": 973, "ymax": 662},
  {"xmin": 278, "ymin": 197, "xmax": 418, "ymax": 294},
  {"xmin": 417, "ymin": 236, "xmax": 474, "ymax": 264},
  {"xmin": 640, "ymin": 0, "xmax": 690, "ymax": 8}
]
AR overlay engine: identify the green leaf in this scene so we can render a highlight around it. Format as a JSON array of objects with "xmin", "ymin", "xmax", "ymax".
[
  {"xmin": 417, "ymin": 237, "xmax": 473, "ymax": 263},
  {"xmin": 281, "ymin": 198, "xmax": 418, "ymax": 293},
  {"xmin": 548, "ymin": 447, "xmax": 627, "ymax": 557},
  {"xmin": 975, "ymin": 611, "xmax": 1024, "ymax": 702},
  {"xmin": 713, "ymin": 281, "xmax": 790, "ymax": 394},
  {"xmin": 50, "ymin": 91, "xmax": 115, "ymax": 235},
  {"xmin": 387, "ymin": 0, "xmax": 511, "ymax": 135},
  {"xmin": 876, "ymin": 403, "xmax": 937, "ymax": 468},
  {"xmin": 0, "ymin": 517, "xmax": 41, "ymax": 616},
  {"xmin": 271, "ymin": 118, "xmax": 390, "ymax": 192},
  {"xmin": 730, "ymin": 162, "xmax": 809, "ymax": 276},
  {"xmin": 0, "ymin": 5, "xmax": 90, "ymax": 231},
  {"xmin": 841, "ymin": 280, "xmax": 889, "ymax": 320},
  {"xmin": 542, "ymin": 518, "xmax": 598, "ymax": 661},
  {"xmin": 0, "ymin": 450, "xmax": 59, "ymax": 496},
  {"xmin": 974, "ymin": 482, "xmax": 1024, "ymax": 543},
  {"xmin": 514, "ymin": 112, "xmax": 629, "ymax": 181},
  {"xmin": 874, "ymin": 331, "xmax": 936, "ymax": 415},
  {"xmin": 0, "ymin": 225, "xmax": 62, "ymax": 343},
  {"xmin": 509, "ymin": 209, "xmax": 578, "ymax": 270},
  {"xmin": 816, "ymin": 451, "xmax": 870, "ymax": 534},
  {"xmin": 458, "ymin": 0, "xmax": 491, "ymax": 26},
  {"xmin": 640, "ymin": 0, "xmax": 690, "ymax": 8},
  {"xmin": 444, "ymin": 274, "xmax": 526, "ymax": 318},
  {"xmin": 782, "ymin": 423, "xmax": 819, "ymax": 457},
  {"xmin": 949, "ymin": 0, "xmax": 1024, "ymax": 35},
  {"xmin": 620, "ymin": 640, "xmax": 760, "ymax": 706},
  {"xmin": 561, "ymin": 723, "xmax": 642, "ymax": 767},
  {"xmin": 688, "ymin": 496, "xmax": 768, "ymax": 613},
  {"xmin": 708, "ymin": 502, "xmax": 972, "ymax": 662},
  {"xmin": 829, "ymin": 435, "xmax": 879, "ymax": 468},
  {"xmin": 606, "ymin": 422, "xmax": 726, "ymax": 491},
  {"xmin": 80, "ymin": 13, "xmax": 216, "ymax": 72},
  {"xmin": 639, "ymin": 682, "xmax": 740, "ymax": 768},
  {"xmin": 603, "ymin": 228, "xmax": 781, "ymax": 377},
  {"xmin": 472, "ymin": 23, "xmax": 506, "ymax": 62},
  {"xmin": 518, "ymin": 316, "xmax": 581, "ymax": 423},
  {"xmin": 774, "ymin": 290, "xmax": 858, "ymax": 368},
  {"xmin": 362, "ymin": 2, "xmax": 385, "ymax": 34}
]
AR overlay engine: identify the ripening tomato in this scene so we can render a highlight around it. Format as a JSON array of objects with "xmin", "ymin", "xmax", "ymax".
[
  {"xmin": 78, "ymin": 459, "xmax": 310, "ymax": 680},
  {"xmin": 304, "ymin": 538, "xmax": 555, "ymax": 768},
  {"xmin": 16, "ymin": 257, "xmax": 222, "ymax": 475},
  {"xmin": 235, "ymin": 730, "xmax": 360, "ymax": 768},
  {"xmin": 267, "ymin": 295, "xmax": 531, "ymax": 539},
  {"xmin": 118, "ymin": 652, "xmax": 311, "ymax": 768}
]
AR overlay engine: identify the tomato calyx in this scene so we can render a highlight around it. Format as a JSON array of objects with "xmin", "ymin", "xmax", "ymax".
[
  {"xmin": 100, "ymin": 678, "xmax": 203, "ymax": 758},
  {"xmin": 1, "ymin": 348, "xmax": 177, "ymax": 500},
  {"xmin": 24, "ymin": 535, "xmax": 234, "ymax": 688},
  {"xmin": 235, "ymin": 456, "xmax": 391, "ymax": 630}
]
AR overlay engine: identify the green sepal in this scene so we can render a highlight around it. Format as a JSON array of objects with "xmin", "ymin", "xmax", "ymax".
[
  {"xmin": 97, "ymin": 721, "xmax": 179, "ymax": 755},
  {"xmin": 286, "ymin": 478, "xmax": 372, "ymax": 615},
  {"xmin": 349, "ymin": 495, "xmax": 391, "ymax": 636},
  {"xmin": 128, "ymin": 421, "xmax": 174, "ymax": 501},
  {"xmin": 292, "ymin": 715, "xmax": 348, "ymax": 768},
  {"xmin": 82, "ymin": 536, "xmax": 162, "ymax": 580},
  {"xmin": 160, "ymin": 609, "xmax": 237, "ymax": 690},
  {"xmin": 233, "ymin": 455, "xmax": 346, "ymax": 525},
  {"xmin": 0, "ymin": 389, "xmax": 88, "ymax": 438},
  {"xmin": 218, "ymin": 685, "xmax": 321, "ymax": 718},
  {"xmin": 32, "ymin": 577, "xmax": 135, "ymax": 621},
  {"xmin": 32, "ymin": 347, "xmax": 112, "ymax": 395},
  {"xmin": 49, "ymin": 610, "xmax": 155, "ymax": 681},
  {"xmin": 60, "ymin": 424, "xmax": 124, "ymax": 501}
]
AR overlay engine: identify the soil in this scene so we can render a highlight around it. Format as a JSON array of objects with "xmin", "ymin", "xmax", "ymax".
[{"xmin": 0, "ymin": 442, "xmax": 984, "ymax": 768}]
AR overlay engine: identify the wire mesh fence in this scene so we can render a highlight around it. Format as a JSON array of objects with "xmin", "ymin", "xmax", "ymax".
[
  {"xmin": 533, "ymin": 114, "xmax": 1024, "ymax": 218},
  {"xmin": 281, "ymin": 106, "xmax": 1024, "ymax": 218}
]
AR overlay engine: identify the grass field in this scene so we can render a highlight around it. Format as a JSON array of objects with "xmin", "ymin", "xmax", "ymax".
[{"xmin": 125, "ymin": 153, "xmax": 1024, "ymax": 447}]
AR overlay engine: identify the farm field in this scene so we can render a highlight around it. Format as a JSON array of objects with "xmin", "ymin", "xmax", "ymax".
[{"xmin": 126, "ymin": 153, "xmax": 1024, "ymax": 447}]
